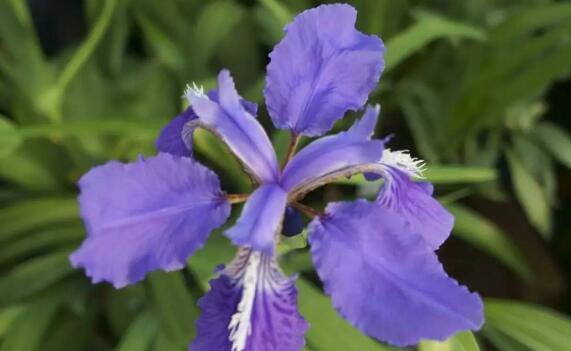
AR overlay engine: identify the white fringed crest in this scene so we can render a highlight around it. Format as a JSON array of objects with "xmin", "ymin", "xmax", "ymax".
[{"xmin": 381, "ymin": 149, "xmax": 426, "ymax": 178}]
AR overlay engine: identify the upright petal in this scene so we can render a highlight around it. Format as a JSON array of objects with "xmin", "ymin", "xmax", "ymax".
[
  {"xmin": 377, "ymin": 166, "xmax": 453, "ymax": 249},
  {"xmin": 191, "ymin": 249, "xmax": 308, "ymax": 351},
  {"xmin": 70, "ymin": 154, "xmax": 231, "ymax": 288},
  {"xmin": 308, "ymin": 200, "xmax": 483, "ymax": 346},
  {"xmin": 225, "ymin": 184, "xmax": 287, "ymax": 254},
  {"xmin": 188, "ymin": 70, "xmax": 279, "ymax": 183},
  {"xmin": 264, "ymin": 4, "xmax": 384, "ymax": 136},
  {"xmin": 281, "ymin": 105, "xmax": 383, "ymax": 194},
  {"xmin": 156, "ymin": 92, "xmax": 257, "ymax": 158}
]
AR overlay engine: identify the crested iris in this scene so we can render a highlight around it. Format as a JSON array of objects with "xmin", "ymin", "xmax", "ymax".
[{"xmin": 70, "ymin": 4, "xmax": 484, "ymax": 350}]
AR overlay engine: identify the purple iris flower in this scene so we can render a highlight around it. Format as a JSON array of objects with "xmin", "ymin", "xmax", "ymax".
[{"xmin": 70, "ymin": 4, "xmax": 483, "ymax": 350}]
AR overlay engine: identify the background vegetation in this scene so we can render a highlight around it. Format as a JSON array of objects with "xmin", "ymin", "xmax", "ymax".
[{"xmin": 1, "ymin": 0, "xmax": 570, "ymax": 350}]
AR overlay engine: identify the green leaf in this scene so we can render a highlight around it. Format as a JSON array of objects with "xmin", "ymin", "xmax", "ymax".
[
  {"xmin": 40, "ymin": 0, "xmax": 118, "ymax": 121},
  {"xmin": 423, "ymin": 165, "xmax": 497, "ymax": 184},
  {"xmin": 0, "ymin": 222, "xmax": 82, "ymax": 264},
  {"xmin": 296, "ymin": 278, "xmax": 389, "ymax": 351},
  {"xmin": 0, "ymin": 197, "xmax": 78, "ymax": 243},
  {"xmin": 18, "ymin": 120, "xmax": 163, "ymax": 139},
  {"xmin": 192, "ymin": 0, "xmax": 246, "ymax": 71},
  {"xmin": 447, "ymin": 204, "xmax": 532, "ymax": 279},
  {"xmin": 147, "ymin": 271, "xmax": 199, "ymax": 348},
  {"xmin": 419, "ymin": 331, "xmax": 481, "ymax": 351},
  {"xmin": 0, "ymin": 116, "xmax": 22, "ymax": 158},
  {"xmin": 484, "ymin": 299, "xmax": 571, "ymax": 351},
  {"xmin": 506, "ymin": 149, "xmax": 551, "ymax": 237},
  {"xmin": 0, "ymin": 306, "xmax": 25, "ymax": 338},
  {"xmin": 116, "ymin": 310, "xmax": 158, "ymax": 351},
  {"xmin": 336, "ymin": 165, "xmax": 496, "ymax": 187},
  {"xmin": 533, "ymin": 122, "xmax": 571, "ymax": 169},
  {"xmin": 0, "ymin": 279, "xmax": 84, "ymax": 351},
  {"xmin": 385, "ymin": 11, "xmax": 485, "ymax": 70},
  {"xmin": 0, "ymin": 250, "xmax": 75, "ymax": 306}
]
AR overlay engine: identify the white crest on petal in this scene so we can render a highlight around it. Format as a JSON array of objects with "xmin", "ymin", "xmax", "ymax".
[
  {"xmin": 381, "ymin": 149, "xmax": 426, "ymax": 178},
  {"xmin": 228, "ymin": 251, "xmax": 261, "ymax": 351},
  {"xmin": 184, "ymin": 82, "xmax": 207, "ymax": 102}
]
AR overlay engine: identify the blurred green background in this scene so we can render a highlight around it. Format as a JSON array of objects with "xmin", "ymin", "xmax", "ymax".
[{"xmin": 1, "ymin": 0, "xmax": 571, "ymax": 350}]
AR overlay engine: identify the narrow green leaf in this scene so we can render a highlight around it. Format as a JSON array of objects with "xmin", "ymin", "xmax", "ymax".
[
  {"xmin": 485, "ymin": 299, "xmax": 571, "ymax": 351},
  {"xmin": 0, "ymin": 306, "xmax": 25, "ymax": 338},
  {"xmin": 533, "ymin": 122, "xmax": 571, "ymax": 168},
  {"xmin": 419, "ymin": 331, "xmax": 481, "ymax": 351},
  {"xmin": 335, "ymin": 165, "xmax": 496, "ymax": 187},
  {"xmin": 296, "ymin": 279, "xmax": 389, "ymax": 351},
  {"xmin": 147, "ymin": 271, "xmax": 199, "ymax": 347},
  {"xmin": 0, "ymin": 250, "xmax": 75, "ymax": 306},
  {"xmin": 116, "ymin": 310, "xmax": 158, "ymax": 351},
  {"xmin": 423, "ymin": 165, "xmax": 497, "ymax": 184},
  {"xmin": 385, "ymin": 11, "xmax": 485, "ymax": 70},
  {"xmin": 193, "ymin": 1, "xmax": 246, "ymax": 70},
  {"xmin": 506, "ymin": 149, "xmax": 551, "ymax": 237},
  {"xmin": 0, "ymin": 116, "xmax": 22, "ymax": 158},
  {"xmin": 41, "ymin": 0, "xmax": 118, "ymax": 120},
  {"xmin": 447, "ymin": 204, "xmax": 532, "ymax": 279},
  {"xmin": 18, "ymin": 119, "xmax": 163, "ymax": 139},
  {"xmin": 0, "ymin": 279, "xmax": 84, "ymax": 351},
  {"xmin": 0, "ymin": 223, "xmax": 83, "ymax": 265},
  {"xmin": 0, "ymin": 197, "xmax": 78, "ymax": 243}
]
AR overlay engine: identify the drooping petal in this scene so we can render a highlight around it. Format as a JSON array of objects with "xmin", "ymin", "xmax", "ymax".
[
  {"xmin": 264, "ymin": 4, "xmax": 384, "ymax": 136},
  {"xmin": 308, "ymin": 200, "xmax": 483, "ymax": 347},
  {"xmin": 281, "ymin": 105, "xmax": 383, "ymax": 193},
  {"xmin": 375, "ymin": 148, "xmax": 452, "ymax": 249},
  {"xmin": 70, "ymin": 153, "xmax": 231, "ymax": 288},
  {"xmin": 188, "ymin": 70, "xmax": 279, "ymax": 183},
  {"xmin": 225, "ymin": 184, "xmax": 287, "ymax": 254},
  {"xmin": 156, "ymin": 92, "xmax": 258, "ymax": 157},
  {"xmin": 191, "ymin": 248, "xmax": 308, "ymax": 351}
]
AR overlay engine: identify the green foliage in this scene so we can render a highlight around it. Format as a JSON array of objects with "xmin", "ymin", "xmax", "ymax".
[{"xmin": 0, "ymin": 0, "xmax": 570, "ymax": 350}]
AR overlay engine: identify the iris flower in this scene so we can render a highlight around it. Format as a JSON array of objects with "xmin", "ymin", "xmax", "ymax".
[{"xmin": 70, "ymin": 4, "xmax": 483, "ymax": 350}]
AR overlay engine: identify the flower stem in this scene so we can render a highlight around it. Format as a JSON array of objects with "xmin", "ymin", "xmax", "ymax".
[
  {"xmin": 291, "ymin": 202, "xmax": 321, "ymax": 219},
  {"xmin": 226, "ymin": 193, "xmax": 250, "ymax": 204},
  {"xmin": 281, "ymin": 132, "xmax": 300, "ymax": 170}
]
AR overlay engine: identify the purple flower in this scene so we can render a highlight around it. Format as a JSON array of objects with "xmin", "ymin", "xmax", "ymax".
[{"xmin": 70, "ymin": 4, "xmax": 483, "ymax": 350}]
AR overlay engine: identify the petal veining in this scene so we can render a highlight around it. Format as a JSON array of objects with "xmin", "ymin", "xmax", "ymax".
[
  {"xmin": 264, "ymin": 4, "xmax": 384, "ymax": 136},
  {"xmin": 70, "ymin": 153, "xmax": 230, "ymax": 288}
]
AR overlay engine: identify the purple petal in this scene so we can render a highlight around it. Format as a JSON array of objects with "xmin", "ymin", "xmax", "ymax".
[
  {"xmin": 308, "ymin": 200, "xmax": 483, "ymax": 346},
  {"xmin": 280, "ymin": 105, "xmax": 383, "ymax": 192},
  {"xmin": 156, "ymin": 92, "xmax": 258, "ymax": 157},
  {"xmin": 378, "ymin": 167, "xmax": 453, "ymax": 249},
  {"xmin": 264, "ymin": 4, "xmax": 384, "ymax": 136},
  {"xmin": 156, "ymin": 107, "xmax": 196, "ymax": 157},
  {"xmin": 225, "ymin": 184, "xmax": 287, "ymax": 254},
  {"xmin": 70, "ymin": 154, "xmax": 230, "ymax": 288},
  {"xmin": 191, "ymin": 249, "xmax": 308, "ymax": 351},
  {"xmin": 188, "ymin": 70, "xmax": 279, "ymax": 183}
]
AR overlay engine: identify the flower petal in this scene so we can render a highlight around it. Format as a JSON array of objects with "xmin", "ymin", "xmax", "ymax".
[
  {"xmin": 281, "ymin": 105, "xmax": 383, "ymax": 193},
  {"xmin": 156, "ymin": 92, "xmax": 258, "ymax": 158},
  {"xmin": 264, "ymin": 4, "xmax": 384, "ymax": 136},
  {"xmin": 225, "ymin": 184, "xmax": 287, "ymax": 254},
  {"xmin": 156, "ymin": 107, "xmax": 196, "ymax": 157},
  {"xmin": 308, "ymin": 200, "xmax": 483, "ymax": 346},
  {"xmin": 378, "ymin": 166, "xmax": 453, "ymax": 249},
  {"xmin": 188, "ymin": 70, "xmax": 279, "ymax": 183},
  {"xmin": 282, "ymin": 206, "xmax": 304, "ymax": 237},
  {"xmin": 70, "ymin": 153, "xmax": 230, "ymax": 288},
  {"xmin": 191, "ymin": 249, "xmax": 308, "ymax": 351}
]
